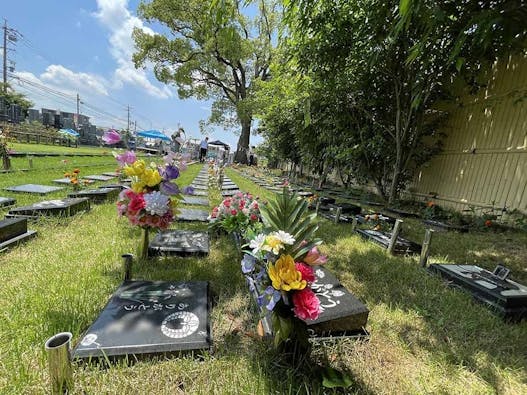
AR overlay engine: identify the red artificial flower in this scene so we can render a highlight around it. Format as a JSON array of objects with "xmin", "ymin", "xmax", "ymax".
[
  {"xmin": 295, "ymin": 262, "xmax": 315, "ymax": 283},
  {"xmin": 231, "ymin": 209, "xmax": 237, "ymax": 216},
  {"xmin": 485, "ymin": 219, "xmax": 492, "ymax": 227},
  {"xmin": 128, "ymin": 194, "xmax": 146, "ymax": 212},
  {"xmin": 292, "ymin": 288, "xmax": 320, "ymax": 321},
  {"xmin": 250, "ymin": 214, "xmax": 258, "ymax": 221}
]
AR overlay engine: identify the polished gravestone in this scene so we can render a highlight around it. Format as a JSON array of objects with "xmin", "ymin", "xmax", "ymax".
[
  {"xmin": 73, "ymin": 280, "xmax": 211, "ymax": 359},
  {"xmin": 221, "ymin": 184, "xmax": 239, "ymax": 191},
  {"xmin": 384, "ymin": 207, "xmax": 421, "ymax": 218},
  {"xmin": 4, "ymin": 184, "xmax": 64, "ymax": 195},
  {"xmin": 192, "ymin": 190, "xmax": 208, "ymax": 197},
  {"xmin": 68, "ymin": 187, "xmax": 120, "ymax": 203},
  {"xmin": 356, "ymin": 229, "xmax": 421, "ymax": 255},
  {"xmin": 84, "ymin": 174, "xmax": 115, "ymax": 181},
  {"xmin": 99, "ymin": 183, "xmax": 129, "ymax": 190},
  {"xmin": 0, "ymin": 217, "xmax": 37, "ymax": 250},
  {"xmin": 182, "ymin": 196, "xmax": 209, "ymax": 206},
  {"xmin": 7, "ymin": 198, "xmax": 90, "ymax": 218},
  {"xmin": 0, "ymin": 197, "xmax": 16, "ymax": 207},
  {"xmin": 149, "ymin": 230, "xmax": 209, "ymax": 256},
  {"xmin": 250, "ymin": 266, "xmax": 369, "ymax": 339},
  {"xmin": 190, "ymin": 184, "xmax": 208, "ymax": 191},
  {"xmin": 176, "ymin": 208, "xmax": 209, "ymax": 222},
  {"xmin": 429, "ymin": 264, "xmax": 527, "ymax": 321},
  {"xmin": 102, "ymin": 171, "xmax": 120, "ymax": 177}
]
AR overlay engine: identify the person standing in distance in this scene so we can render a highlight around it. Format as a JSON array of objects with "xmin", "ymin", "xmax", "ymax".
[{"xmin": 199, "ymin": 137, "xmax": 209, "ymax": 162}]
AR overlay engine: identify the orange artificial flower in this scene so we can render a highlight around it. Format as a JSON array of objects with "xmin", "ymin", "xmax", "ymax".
[
  {"xmin": 64, "ymin": 172, "xmax": 71, "ymax": 177},
  {"xmin": 427, "ymin": 201, "xmax": 435, "ymax": 207},
  {"xmin": 73, "ymin": 168, "xmax": 80, "ymax": 174},
  {"xmin": 484, "ymin": 219, "xmax": 492, "ymax": 227},
  {"xmin": 71, "ymin": 178, "xmax": 78, "ymax": 184}
]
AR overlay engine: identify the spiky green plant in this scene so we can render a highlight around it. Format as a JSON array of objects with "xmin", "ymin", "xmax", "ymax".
[{"xmin": 259, "ymin": 187, "xmax": 321, "ymax": 259}]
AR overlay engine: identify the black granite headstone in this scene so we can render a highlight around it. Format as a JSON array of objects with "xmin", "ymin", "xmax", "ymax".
[
  {"xmin": 221, "ymin": 185, "xmax": 239, "ymax": 191},
  {"xmin": 429, "ymin": 264, "xmax": 527, "ymax": 321},
  {"xmin": 68, "ymin": 188, "xmax": 120, "ymax": 203},
  {"xmin": 73, "ymin": 280, "xmax": 211, "ymax": 359},
  {"xmin": 7, "ymin": 198, "xmax": 90, "ymax": 218},
  {"xmin": 0, "ymin": 217, "xmax": 37, "ymax": 250},
  {"xmin": 84, "ymin": 175, "xmax": 115, "ymax": 181},
  {"xmin": 176, "ymin": 208, "xmax": 209, "ymax": 222},
  {"xmin": 329, "ymin": 203, "xmax": 362, "ymax": 215},
  {"xmin": 4, "ymin": 184, "xmax": 64, "ymax": 194},
  {"xmin": 0, "ymin": 197, "xmax": 16, "ymax": 207},
  {"xmin": 384, "ymin": 207, "xmax": 420, "ymax": 218},
  {"xmin": 356, "ymin": 229, "xmax": 421, "ymax": 254},
  {"xmin": 149, "ymin": 230, "xmax": 209, "ymax": 256}
]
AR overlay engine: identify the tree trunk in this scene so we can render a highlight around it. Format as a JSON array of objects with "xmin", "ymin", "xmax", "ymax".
[{"xmin": 234, "ymin": 117, "xmax": 251, "ymax": 164}]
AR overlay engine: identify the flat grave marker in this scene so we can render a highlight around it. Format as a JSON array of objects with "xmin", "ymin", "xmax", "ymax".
[
  {"xmin": 4, "ymin": 184, "xmax": 64, "ymax": 195},
  {"xmin": 182, "ymin": 196, "xmax": 209, "ymax": 206},
  {"xmin": 73, "ymin": 280, "xmax": 211, "ymax": 359},
  {"xmin": 102, "ymin": 172, "xmax": 120, "ymax": 177},
  {"xmin": 190, "ymin": 184, "xmax": 208, "ymax": 191},
  {"xmin": 0, "ymin": 217, "xmax": 37, "ymax": 250},
  {"xmin": 149, "ymin": 230, "xmax": 209, "ymax": 256},
  {"xmin": 68, "ymin": 188, "xmax": 120, "ymax": 203},
  {"xmin": 53, "ymin": 178, "xmax": 94, "ymax": 185},
  {"xmin": 176, "ymin": 208, "xmax": 209, "ymax": 222},
  {"xmin": 84, "ymin": 175, "xmax": 115, "ymax": 181},
  {"xmin": 429, "ymin": 264, "xmax": 527, "ymax": 321},
  {"xmin": 356, "ymin": 229, "xmax": 421, "ymax": 255},
  {"xmin": 192, "ymin": 190, "xmax": 209, "ymax": 197},
  {"xmin": 0, "ymin": 197, "xmax": 16, "ymax": 208},
  {"xmin": 221, "ymin": 184, "xmax": 239, "ymax": 191},
  {"xmin": 221, "ymin": 190, "xmax": 241, "ymax": 197},
  {"xmin": 7, "ymin": 198, "xmax": 90, "ymax": 219}
]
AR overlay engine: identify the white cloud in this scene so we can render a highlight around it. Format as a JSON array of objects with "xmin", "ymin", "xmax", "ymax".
[
  {"xmin": 94, "ymin": 0, "xmax": 173, "ymax": 99},
  {"xmin": 40, "ymin": 65, "xmax": 109, "ymax": 96}
]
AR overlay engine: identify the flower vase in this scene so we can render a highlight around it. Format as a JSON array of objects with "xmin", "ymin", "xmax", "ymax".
[{"xmin": 137, "ymin": 227, "xmax": 150, "ymax": 260}]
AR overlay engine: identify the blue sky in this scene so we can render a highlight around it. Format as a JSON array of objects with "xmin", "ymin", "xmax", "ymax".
[{"xmin": 1, "ymin": 0, "xmax": 262, "ymax": 149}]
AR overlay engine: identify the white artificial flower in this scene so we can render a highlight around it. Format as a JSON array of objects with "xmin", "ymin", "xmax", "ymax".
[
  {"xmin": 273, "ymin": 230, "xmax": 295, "ymax": 245},
  {"xmin": 144, "ymin": 191, "xmax": 170, "ymax": 216},
  {"xmin": 249, "ymin": 234, "xmax": 266, "ymax": 254}
]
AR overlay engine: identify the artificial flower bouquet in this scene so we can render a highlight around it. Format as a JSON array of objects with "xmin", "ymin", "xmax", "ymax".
[
  {"xmin": 242, "ymin": 188, "xmax": 327, "ymax": 349},
  {"xmin": 116, "ymin": 151, "xmax": 193, "ymax": 257},
  {"xmin": 63, "ymin": 168, "xmax": 89, "ymax": 191},
  {"xmin": 209, "ymin": 192, "xmax": 262, "ymax": 236}
]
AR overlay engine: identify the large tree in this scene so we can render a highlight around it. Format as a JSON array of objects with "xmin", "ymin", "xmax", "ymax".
[{"xmin": 133, "ymin": 0, "xmax": 277, "ymax": 163}]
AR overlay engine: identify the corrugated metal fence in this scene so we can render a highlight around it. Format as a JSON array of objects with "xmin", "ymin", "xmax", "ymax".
[{"xmin": 410, "ymin": 54, "xmax": 527, "ymax": 214}]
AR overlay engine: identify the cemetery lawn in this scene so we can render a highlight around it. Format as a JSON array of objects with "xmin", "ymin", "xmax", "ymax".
[{"xmin": 0, "ymin": 162, "xmax": 525, "ymax": 394}]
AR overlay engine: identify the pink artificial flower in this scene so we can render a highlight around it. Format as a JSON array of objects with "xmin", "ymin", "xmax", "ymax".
[
  {"xmin": 223, "ymin": 199, "xmax": 231, "ymax": 208},
  {"xmin": 231, "ymin": 209, "xmax": 237, "ymax": 215},
  {"xmin": 128, "ymin": 193, "xmax": 146, "ymax": 213},
  {"xmin": 295, "ymin": 262, "xmax": 315, "ymax": 283},
  {"xmin": 102, "ymin": 129, "xmax": 121, "ymax": 145},
  {"xmin": 303, "ymin": 246, "xmax": 328, "ymax": 266},
  {"xmin": 250, "ymin": 214, "xmax": 258, "ymax": 221},
  {"xmin": 116, "ymin": 151, "xmax": 136, "ymax": 166},
  {"xmin": 292, "ymin": 288, "xmax": 320, "ymax": 321}
]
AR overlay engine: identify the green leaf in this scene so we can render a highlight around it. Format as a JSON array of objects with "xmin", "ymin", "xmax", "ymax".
[
  {"xmin": 321, "ymin": 366, "xmax": 353, "ymax": 389},
  {"xmin": 455, "ymin": 57, "xmax": 465, "ymax": 72},
  {"xmin": 399, "ymin": 0, "xmax": 412, "ymax": 16}
]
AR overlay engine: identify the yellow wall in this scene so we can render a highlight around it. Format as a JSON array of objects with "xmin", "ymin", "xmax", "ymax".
[{"xmin": 410, "ymin": 54, "xmax": 527, "ymax": 213}]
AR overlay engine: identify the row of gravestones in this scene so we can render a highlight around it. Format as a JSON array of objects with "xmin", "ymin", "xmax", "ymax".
[{"xmin": 243, "ymin": 171, "xmax": 527, "ymax": 322}]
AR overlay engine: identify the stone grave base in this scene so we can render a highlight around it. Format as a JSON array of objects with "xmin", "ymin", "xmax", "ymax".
[
  {"xmin": 0, "ymin": 217, "xmax": 37, "ymax": 250},
  {"xmin": 182, "ymin": 196, "xmax": 209, "ymax": 206},
  {"xmin": 149, "ymin": 230, "xmax": 209, "ymax": 256},
  {"xmin": 4, "ymin": 184, "xmax": 63, "ymax": 194},
  {"xmin": 0, "ymin": 197, "xmax": 16, "ymax": 208},
  {"xmin": 73, "ymin": 280, "xmax": 211, "ymax": 360},
  {"xmin": 429, "ymin": 264, "xmax": 527, "ymax": 321},
  {"xmin": 7, "ymin": 198, "xmax": 91, "ymax": 219},
  {"xmin": 176, "ymin": 208, "xmax": 209, "ymax": 222}
]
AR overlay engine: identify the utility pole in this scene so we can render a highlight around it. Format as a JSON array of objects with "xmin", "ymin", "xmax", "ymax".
[
  {"xmin": 134, "ymin": 120, "xmax": 137, "ymax": 134},
  {"xmin": 3, "ymin": 20, "xmax": 7, "ymax": 93},
  {"xmin": 126, "ymin": 105, "xmax": 130, "ymax": 133},
  {"xmin": 76, "ymin": 93, "xmax": 80, "ymax": 130}
]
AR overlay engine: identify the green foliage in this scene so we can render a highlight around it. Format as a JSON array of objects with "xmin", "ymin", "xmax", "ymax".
[
  {"xmin": 0, "ymin": 83, "xmax": 33, "ymax": 113},
  {"xmin": 259, "ymin": 187, "xmax": 321, "ymax": 258},
  {"xmin": 133, "ymin": 0, "xmax": 278, "ymax": 163}
]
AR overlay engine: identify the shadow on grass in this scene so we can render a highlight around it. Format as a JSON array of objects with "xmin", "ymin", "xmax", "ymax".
[{"xmin": 327, "ymin": 237, "xmax": 527, "ymax": 391}]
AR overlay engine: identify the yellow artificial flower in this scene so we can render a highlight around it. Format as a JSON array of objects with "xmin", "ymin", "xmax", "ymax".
[
  {"xmin": 131, "ymin": 180, "xmax": 146, "ymax": 193},
  {"xmin": 124, "ymin": 160, "xmax": 146, "ymax": 177},
  {"xmin": 263, "ymin": 235, "xmax": 283, "ymax": 255},
  {"xmin": 268, "ymin": 254, "xmax": 306, "ymax": 292},
  {"xmin": 141, "ymin": 168, "xmax": 162, "ymax": 187}
]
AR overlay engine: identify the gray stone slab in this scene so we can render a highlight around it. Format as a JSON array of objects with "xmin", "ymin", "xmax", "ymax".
[
  {"xmin": 192, "ymin": 190, "xmax": 209, "ymax": 197},
  {"xmin": 84, "ymin": 175, "xmax": 115, "ymax": 181},
  {"xmin": 8, "ymin": 198, "xmax": 90, "ymax": 218},
  {"xmin": 4, "ymin": 184, "xmax": 64, "ymax": 195},
  {"xmin": 0, "ymin": 197, "xmax": 16, "ymax": 207},
  {"xmin": 0, "ymin": 229, "xmax": 37, "ymax": 251},
  {"xmin": 221, "ymin": 185, "xmax": 239, "ymax": 191},
  {"xmin": 190, "ymin": 184, "xmax": 208, "ymax": 190},
  {"xmin": 73, "ymin": 280, "xmax": 211, "ymax": 359},
  {"xmin": 221, "ymin": 190, "xmax": 241, "ymax": 197},
  {"xmin": 176, "ymin": 208, "xmax": 209, "ymax": 222},
  {"xmin": 182, "ymin": 196, "xmax": 209, "ymax": 206},
  {"xmin": 68, "ymin": 188, "xmax": 120, "ymax": 203},
  {"xmin": 102, "ymin": 172, "xmax": 120, "ymax": 177},
  {"xmin": 149, "ymin": 230, "xmax": 209, "ymax": 256}
]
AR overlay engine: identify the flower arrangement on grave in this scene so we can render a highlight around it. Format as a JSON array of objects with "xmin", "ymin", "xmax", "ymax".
[
  {"xmin": 209, "ymin": 192, "xmax": 262, "ymax": 239},
  {"xmin": 113, "ymin": 150, "xmax": 137, "ymax": 181},
  {"xmin": 362, "ymin": 213, "xmax": 392, "ymax": 232},
  {"xmin": 242, "ymin": 188, "xmax": 326, "ymax": 353},
  {"xmin": 64, "ymin": 168, "xmax": 89, "ymax": 191},
  {"xmin": 116, "ymin": 152, "xmax": 192, "ymax": 259}
]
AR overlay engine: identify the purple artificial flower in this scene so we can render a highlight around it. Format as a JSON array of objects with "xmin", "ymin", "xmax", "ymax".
[
  {"xmin": 257, "ymin": 286, "xmax": 282, "ymax": 311},
  {"xmin": 163, "ymin": 151, "xmax": 178, "ymax": 164},
  {"xmin": 241, "ymin": 254, "xmax": 256, "ymax": 274},
  {"xmin": 115, "ymin": 150, "xmax": 136, "ymax": 166},
  {"xmin": 182, "ymin": 186, "xmax": 194, "ymax": 195},
  {"xmin": 160, "ymin": 181, "xmax": 180, "ymax": 195},
  {"xmin": 179, "ymin": 161, "xmax": 187, "ymax": 172},
  {"xmin": 102, "ymin": 130, "xmax": 121, "ymax": 145},
  {"xmin": 246, "ymin": 276, "xmax": 256, "ymax": 293},
  {"xmin": 160, "ymin": 164, "xmax": 179, "ymax": 180}
]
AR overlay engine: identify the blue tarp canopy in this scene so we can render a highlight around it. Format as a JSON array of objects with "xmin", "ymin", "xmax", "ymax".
[
  {"xmin": 137, "ymin": 130, "xmax": 171, "ymax": 141},
  {"xmin": 59, "ymin": 128, "xmax": 80, "ymax": 137}
]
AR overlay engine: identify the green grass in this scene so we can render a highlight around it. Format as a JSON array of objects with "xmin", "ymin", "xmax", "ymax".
[
  {"xmin": 0, "ymin": 161, "xmax": 526, "ymax": 394},
  {"xmin": 10, "ymin": 142, "xmax": 117, "ymax": 155}
]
